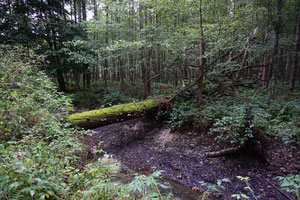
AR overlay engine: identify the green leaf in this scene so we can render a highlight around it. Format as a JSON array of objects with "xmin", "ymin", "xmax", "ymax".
[{"xmin": 30, "ymin": 190, "xmax": 35, "ymax": 197}]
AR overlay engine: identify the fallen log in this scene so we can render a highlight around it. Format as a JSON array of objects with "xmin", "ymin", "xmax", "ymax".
[{"xmin": 67, "ymin": 98, "xmax": 167, "ymax": 129}]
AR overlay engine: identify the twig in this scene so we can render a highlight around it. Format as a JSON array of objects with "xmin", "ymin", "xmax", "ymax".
[
  {"xmin": 0, "ymin": 155, "xmax": 8, "ymax": 165},
  {"xmin": 262, "ymin": 177, "xmax": 295, "ymax": 200}
]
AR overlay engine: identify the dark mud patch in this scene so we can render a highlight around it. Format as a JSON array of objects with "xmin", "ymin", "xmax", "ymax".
[{"xmin": 82, "ymin": 118, "xmax": 299, "ymax": 200}]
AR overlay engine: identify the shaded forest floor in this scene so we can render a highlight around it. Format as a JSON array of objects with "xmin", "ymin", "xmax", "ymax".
[{"xmin": 79, "ymin": 118, "xmax": 299, "ymax": 200}]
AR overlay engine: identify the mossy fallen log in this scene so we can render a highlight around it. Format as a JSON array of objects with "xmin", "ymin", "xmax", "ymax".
[{"xmin": 67, "ymin": 98, "xmax": 167, "ymax": 129}]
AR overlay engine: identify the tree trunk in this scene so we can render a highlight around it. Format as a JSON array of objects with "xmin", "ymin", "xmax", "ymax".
[
  {"xmin": 73, "ymin": 0, "xmax": 77, "ymax": 23},
  {"xmin": 93, "ymin": 0, "xmax": 97, "ymax": 18},
  {"xmin": 67, "ymin": 98, "xmax": 167, "ymax": 129},
  {"xmin": 289, "ymin": 2, "xmax": 300, "ymax": 92},
  {"xmin": 75, "ymin": 71, "xmax": 81, "ymax": 90},
  {"xmin": 270, "ymin": 0, "xmax": 282, "ymax": 100},
  {"xmin": 82, "ymin": 0, "xmax": 87, "ymax": 21},
  {"xmin": 78, "ymin": 0, "xmax": 81, "ymax": 22},
  {"xmin": 197, "ymin": 0, "xmax": 204, "ymax": 105},
  {"xmin": 104, "ymin": 1, "xmax": 109, "ymax": 87},
  {"xmin": 57, "ymin": 70, "xmax": 66, "ymax": 91},
  {"xmin": 261, "ymin": 28, "xmax": 270, "ymax": 86}
]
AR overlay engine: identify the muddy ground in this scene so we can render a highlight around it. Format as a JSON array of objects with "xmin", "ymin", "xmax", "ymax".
[{"xmin": 80, "ymin": 118, "xmax": 299, "ymax": 200}]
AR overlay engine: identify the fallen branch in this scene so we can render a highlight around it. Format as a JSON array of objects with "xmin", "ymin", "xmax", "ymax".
[
  {"xmin": 231, "ymin": 27, "xmax": 259, "ymax": 61},
  {"xmin": 262, "ymin": 177, "xmax": 295, "ymax": 200},
  {"xmin": 205, "ymin": 146, "xmax": 242, "ymax": 158},
  {"xmin": 167, "ymin": 52, "xmax": 230, "ymax": 102}
]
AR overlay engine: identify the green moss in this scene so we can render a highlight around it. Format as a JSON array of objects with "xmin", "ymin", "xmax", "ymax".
[{"xmin": 67, "ymin": 98, "xmax": 163, "ymax": 126}]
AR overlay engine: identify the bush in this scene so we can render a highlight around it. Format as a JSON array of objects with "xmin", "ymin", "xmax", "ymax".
[
  {"xmin": 203, "ymin": 89, "xmax": 300, "ymax": 146},
  {"xmin": 0, "ymin": 46, "xmax": 73, "ymax": 141},
  {"xmin": 166, "ymin": 99, "xmax": 200, "ymax": 130}
]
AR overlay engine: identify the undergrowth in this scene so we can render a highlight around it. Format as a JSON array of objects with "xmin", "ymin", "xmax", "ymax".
[
  {"xmin": 0, "ymin": 46, "xmax": 169, "ymax": 200},
  {"xmin": 165, "ymin": 87, "xmax": 300, "ymax": 147}
]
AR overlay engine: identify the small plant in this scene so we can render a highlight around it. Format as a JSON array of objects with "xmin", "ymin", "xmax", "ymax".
[
  {"xmin": 208, "ymin": 104, "xmax": 253, "ymax": 145},
  {"xmin": 275, "ymin": 174, "xmax": 300, "ymax": 200},
  {"xmin": 81, "ymin": 168, "xmax": 170, "ymax": 200},
  {"xmin": 166, "ymin": 99, "xmax": 200, "ymax": 130},
  {"xmin": 199, "ymin": 178, "xmax": 231, "ymax": 200},
  {"xmin": 231, "ymin": 176, "xmax": 257, "ymax": 200}
]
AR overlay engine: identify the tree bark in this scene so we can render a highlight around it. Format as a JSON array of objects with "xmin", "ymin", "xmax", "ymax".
[
  {"xmin": 261, "ymin": 28, "xmax": 270, "ymax": 86},
  {"xmin": 57, "ymin": 70, "xmax": 66, "ymax": 91},
  {"xmin": 270, "ymin": 0, "xmax": 282, "ymax": 100},
  {"xmin": 197, "ymin": 0, "xmax": 204, "ymax": 105},
  {"xmin": 289, "ymin": 1, "xmax": 300, "ymax": 92}
]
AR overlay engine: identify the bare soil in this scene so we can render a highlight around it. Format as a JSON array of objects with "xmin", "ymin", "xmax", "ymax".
[{"xmin": 81, "ymin": 118, "xmax": 299, "ymax": 200}]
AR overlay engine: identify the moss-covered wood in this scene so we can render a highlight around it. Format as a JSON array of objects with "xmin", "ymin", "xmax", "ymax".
[{"xmin": 67, "ymin": 98, "xmax": 166, "ymax": 129}]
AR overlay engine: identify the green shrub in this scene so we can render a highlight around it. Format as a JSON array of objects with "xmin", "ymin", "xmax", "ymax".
[
  {"xmin": 163, "ymin": 96, "xmax": 201, "ymax": 130},
  {"xmin": 0, "ymin": 46, "xmax": 73, "ymax": 141},
  {"xmin": 200, "ymin": 88, "xmax": 300, "ymax": 146},
  {"xmin": 167, "ymin": 87, "xmax": 300, "ymax": 146},
  {"xmin": 0, "ymin": 137, "xmax": 81, "ymax": 199},
  {"xmin": 208, "ymin": 104, "xmax": 253, "ymax": 145}
]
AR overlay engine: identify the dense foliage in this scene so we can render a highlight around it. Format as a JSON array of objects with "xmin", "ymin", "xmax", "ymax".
[
  {"xmin": 0, "ymin": 47, "xmax": 168, "ymax": 200},
  {"xmin": 166, "ymin": 87, "xmax": 300, "ymax": 147}
]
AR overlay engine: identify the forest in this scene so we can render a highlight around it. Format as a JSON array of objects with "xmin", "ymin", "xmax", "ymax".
[{"xmin": 0, "ymin": 0, "xmax": 299, "ymax": 199}]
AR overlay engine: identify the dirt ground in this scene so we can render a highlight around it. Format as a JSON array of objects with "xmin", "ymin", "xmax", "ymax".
[{"xmin": 80, "ymin": 118, "xmax": 299, "ymax": 200}]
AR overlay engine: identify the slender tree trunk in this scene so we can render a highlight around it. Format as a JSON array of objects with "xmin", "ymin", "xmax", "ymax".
[
  {"xmin": 197, "ymin": 0, "xmax": 204, "ymax": 105},
  {"xmin": 57, "ymin": 70, "xmax": 66, "ymax": 91},
  {"xmin": 270, "ymin": 0, "xmax": 282, "ymax": 100},
  {"xmin": 139, "ymin": 0, "xmax": 147, "ymax": 99},
  {"xmin": 73, "ymin": 0, "xmax": 77, "ymax": 23},
  {"xmin": 289, "ymin": 1, "xmax": 300, "ymax": 91},
  {"xmin": 93, "ymin": 0, "xmax": 98, "ymax": 82},
  {"xmin": 82, "ymin": 0, "xmax": 86, "ymax": 20},
  {"xmin": 261, "ymin": 28, "xmax": 270, "ymax": 86},
  {"xmin": 129, "ymin": 0, "xmax": 135, "ymax": 85},
  {"xmin": 81, "ymin": 0, "xmax": 90, "ymax": 88},
  {"xmin": 104, "ymin": 1, "xmax": 109, "ymax": 87},
  {"xmin": 78, "ymin": 0, "xmax": 82, "ymax": 22},
  {"xmin": 74, "ymin": 71, "xmax": 81, "ymax": 90},
  {"xmin": 83, "ymin": 73, "xmax": 86, "ymax": 87}
]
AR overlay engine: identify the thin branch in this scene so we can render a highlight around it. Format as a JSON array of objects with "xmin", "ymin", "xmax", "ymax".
[
  {"xmin": 262, "ymin": 177, "xmax": 295, "ymax": 200},
  {"xmin": 0, "ymin": 155, "xmax": 8, "ymax": 165},
  {"xmin": 167, "ymin": 52, "xmax": 230, "ymax": 102},
  {"xmin": 231, "ymin": 27, "xmax": 259, "ymax": 61}
]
